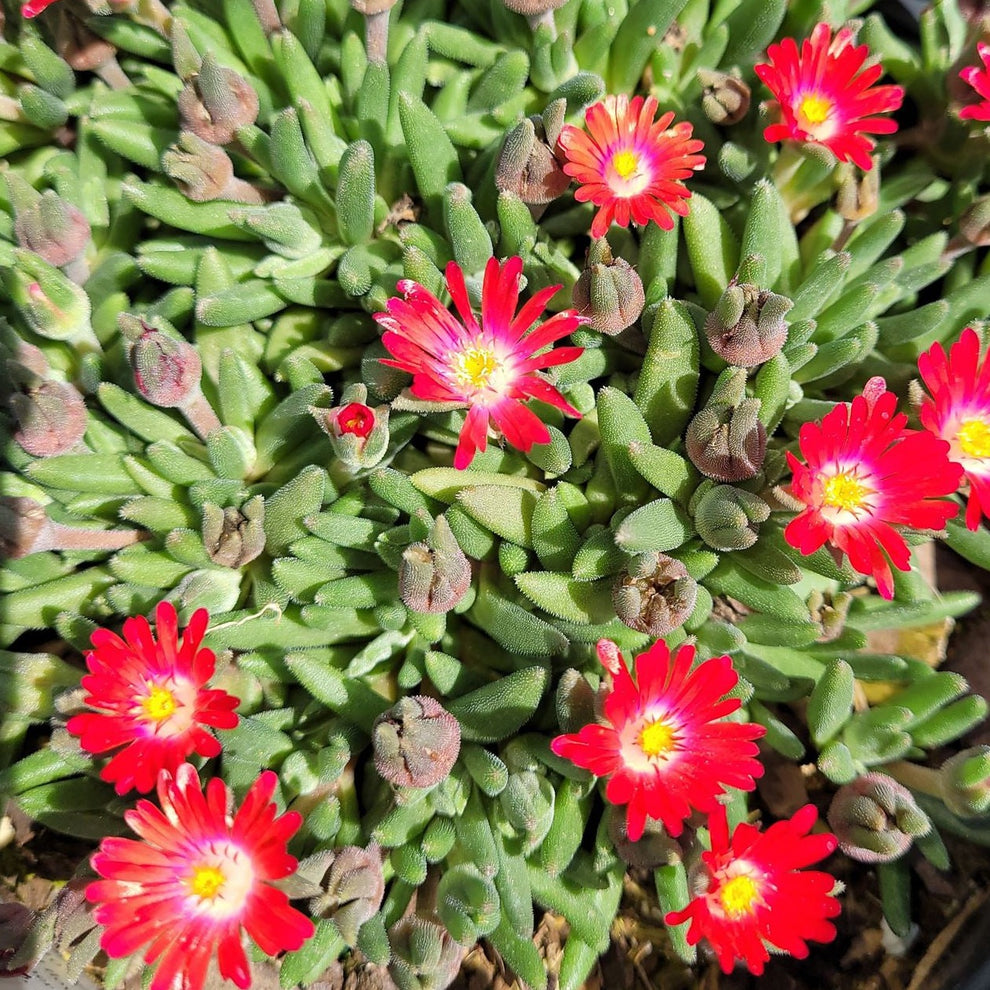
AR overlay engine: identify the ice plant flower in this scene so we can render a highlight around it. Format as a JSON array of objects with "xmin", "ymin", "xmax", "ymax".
[
  {"xmin": 550, "ymin": 639, "xmax": 765, "ymax": 841},
  {"xmin": 375, "ymin": 255, "xmax": 586, "ymax": 469},
  {"xmin": 959, "ymin": 43, "xmax": 990, "ymax": 122},
  {"xmin": 21, "ymin": 0, "xmax": 59, "ymax": 15},
  {"xmin": 66, "ymin": 602, "xmax": 240, "ymax": 794},
  {"xmin": 785, "ymin": 378, "xmax": 962, "ymax": 599},
  {"xmin": 665, "ymin": 803, "xmax": 840, "ymax": 975},
  {"xmin": 918, "ymin": 328, "xmax": 990, "ymax": 530},
  {"xmin": 755, "ymin": 22, "xmax": 904, "ymax": 170},
  {"xmin": 87, "ymin": 765, "xmax": 315, "ymax": 990},
  {"xmin": 556, "ymin": 95, "xmax": 706, "ymax": 239}
]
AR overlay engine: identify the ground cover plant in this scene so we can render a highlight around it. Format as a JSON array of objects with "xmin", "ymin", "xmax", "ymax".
[{"xmin": 2, "ymin": 0, "xmax": 990, "ymax": 988}]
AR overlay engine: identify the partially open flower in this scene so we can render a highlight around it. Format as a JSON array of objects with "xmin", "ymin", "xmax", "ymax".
[
  {"xmin": 373, "ymin": 696, "xmax": 461, "ymax": 789},
  {"xmin": 959, "ymin": 42, "xmax": 990, "ymax": 122}
]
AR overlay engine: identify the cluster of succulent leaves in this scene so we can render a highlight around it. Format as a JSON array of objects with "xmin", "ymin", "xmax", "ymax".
[{"xmin": 3, "ymin": 0, "xmax": 990, "ymax": 987}]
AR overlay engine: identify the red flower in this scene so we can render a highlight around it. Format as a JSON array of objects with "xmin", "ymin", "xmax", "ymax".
[
  {"xmin": 960, "ymin": 43, "xmax": 990, "ymax": 122},
  {"xmin": 785, "ymin": 377, "xmax": 961, "ymax": 599},
  {"xmin": 665, "ymin": 803, "xmax": 840, "ymax": 975},
  {"xmin": 550, "ymin": 639, "xmax": 765, "ymax": 841},
  {"xmin": 66, "ymin": 602, "xmax": 240, "ymax": 795},
  {"xmin": 21, "ymin": 0, "xmax": 59, "ymax": 15},
  {"xmin": 557, "ymin": 94, "xmax": 706, "ymax": 239},
  {"xmin": 87, "ymin": 764, "xmax": 315, "ymax": 990},
  {"xmin": 918, "ymin": 328, "xmax": 990, "ymax": 530},
  {"xmin": 375, "ymin": 256, "xmax": 585, "ymax": 469},
  {"xmin": 331, "ymin": 402, "xmax": 375, "ymax": 439},
  {"xmin": 755, "ymin": 22, "xmax": 904, "ymax": 170}
]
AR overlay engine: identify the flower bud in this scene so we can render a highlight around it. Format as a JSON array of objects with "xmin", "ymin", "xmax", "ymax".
[
  {"xmin": 201, "ymin": 498, "xmax": 266, "ymax": 568},
  {"xmin": 10, "ymin": 379, "xmax": 87, "ymax": 457},
  {"xmin": 0, "ymin": 497, "xmax": 47, "ymax": 560},
  {"xmin": 686, "ymin": 398, "xmax": 767, "ymax": 482},
  {"xmin": 178, "ymin": 53, "xmax": 259, "ymax": 145},
  {"xmin": 373, "ymin": 696, "xmax": 461, "ymax": 789},
  {"xmin": 612, "ymin": 552, "xmax": 698, "ymax": 637},
  {"xmin": 388, "ymin": 917, "xmax": 463, "ymax": 990},
  {"xmin": 496, "ymin": 114, "xmax": 570, "ymax": 207},
  {"xmin": 126, "ymin": 320, "xmax": 202, "ymax": 408},
  {"xmin": 959, "ymin": 196, "xmax": 990, "ymax": 248},
  {"xmin": 571, "ymin": 238, "xmax": 646, "ymax": 336},
  {"xmin": 828, "ymin": 773, "xmax": 931, "ymax": 863},
  {"xmin": 698, "ymin": 68, "xmax": 751, "ymax": 126},
  {"xmin": 13, "ymin": 190, "xmax": 91, "ymax": 269},
  {"xmin": 308, "ymin": 844, "xmax": 385, "ymax": 945},
  {"xmin": 399, "ymin": 515, "xmax": 472, "ymax": 614},
  {"xmin": 940, "ymin": 746, "xmax": 990, "ymax": 817},
  {"xmin": 705, "ymin": 283, "xmax": 793, "ymax": 367},
  {"xmin": 607, "ymin": 805, "xmax": 682, "ymax": 868},
  {"xmin": 694, "ymin": 483, "xmax": 770, "ymax": 551},
  {"xmin": 2, "ymin": 251, "xmax": 93, "ymax": 343},
  {"xmin": 162, "ymin": 132, "xmax": 235, "ymax": 203},
  {"xmin": 836, "ymin": 160, "xmax": 880, "ymax": 222},
  {"xmin": 313, "ymin": 385, "xmax": 391, "ymax": 469}
]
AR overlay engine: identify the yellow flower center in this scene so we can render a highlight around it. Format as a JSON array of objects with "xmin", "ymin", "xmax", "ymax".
[
  {"xmin": 638, "ymin": 718, "xmax": 677, "ymax": 758},
  {"xmin": 822, "ymin": 472, "xmax": 870, "ymax": 512},
  {"xmin": 453, "ymin": 345, "xmax": 498, "ymax": 389},
  {"xmin": 141, "ymin": 683, "xmax": 177, "ymax": 722},
  {"xmin": 957, "ymin": 417, "xmax": 990, "ymax": 458},
  {"xmin": 800, "ymin": 94, "xmax": 832, "ymax": 125},
  {"xmin": 189, "ymin": 865, "xmax": 226, "ymax": 900},
  {"xmin": 612, "ymin": 149, "xmax": 640, "ymax": 180},
  {"xmin": 719, "ymin": 875, "xmax": 760, "ymax": 918}
]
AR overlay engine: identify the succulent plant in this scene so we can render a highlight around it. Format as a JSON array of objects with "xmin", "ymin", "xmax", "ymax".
[{"xmin": 2, "ymin": 1, "xmax": 990, "ymax": 988}]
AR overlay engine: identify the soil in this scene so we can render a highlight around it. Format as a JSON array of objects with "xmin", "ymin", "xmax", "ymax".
[{"xmin": 4, "ymin": 544, "xmax": 990, "ymax": 990}]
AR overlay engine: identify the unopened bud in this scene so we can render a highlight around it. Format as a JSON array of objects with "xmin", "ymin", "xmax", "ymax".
[
  {"xmin": 128, "ymin": 322, "xmax": 203, "ymax": 408},
  {"xmin": 162, "ymin": 132, "xmax": 236, "ymax": 203},
  {"xmin": 496, "ymin": 115, "xmax": 570, "ymax": 207},
  {"xmin": 399, "ymin": 515, "xmax": 472, "ymax": 614},
  {"xmin": 10, "ymin": 379, "xmax": 87, "ymax": 457},
  {"xmin": 571, "ymin": 238, "xmax": 645, "ymax": 336},
  {"xmin": 828, "ymin": 773, "xmax": 931, "ymax": 863},
  {"xmin": 202, "ymin": 498, "xmax": 265, "ymax": 568},
  {"xmin": 686, "ymin": 399, "xmax": 767, "ymax": 482},
  {"xmin": 706, "ymin": 283, "xmax": 793, "ymax": 367},
  {"xmin": 612, "ymin": 552, "xmax": 698, "ymax": 637},
  {"xmin": 373, "ymin": 696, "xmax": 461, "ymax": 789},
  {"xmin": 836, "ymin": 160, "xmax": 880, "ymax": 221},
  {"xmin": 608, "ymin": 806, "xmax": 682, "ymax": 868},
  {"xmin": 940, "ymin": 746, "xmax": 990, "ymax": 817},
  {"xmin": 53, "ymin": 12, "xmax": 117, "ymax": 72},
  {"xmin": 698, "ymin": 69, "xmax": 751, "ymax": 126},
  {"xmin": 694, "ymin": 483, "xmax": 769, "ymax": 551},
  {"xmin": 14, "ymin": 191, "xmax": 91, "ymax": 269},
  {"xmin": 309, "ymin": 844, "xmax": 385, "ymax": 945},
  {"xmin": 3, "ymin": 250, "xmax": 93, "ymax": 343},
  {"xmin": 388, "ymin": 917, "xmax": 463, "ymax": 990},
  {"xmin": 178, "ymin": 53, "xmax": 259, "ymax": 145}
]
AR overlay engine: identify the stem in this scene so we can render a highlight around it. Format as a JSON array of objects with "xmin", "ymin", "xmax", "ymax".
[
  {"xmin": 364, "ymin": 10, "xmax": 391, "ymax": 64},
  {"xmin": 528, "ymin": 10, "xmax": 556, "ymax": 36},
  {"xmin": 830, "ymin": 218, "xmax": 858, "ymax": 253},
  {"xmin": 180, "ymin": 390, "xmax": 222, "ymax": 439},
  {"xmin": 885, "ymin": 760, "xmax": 943, "ymax": 798},
  {"xmin": 38, "ymin": 523, "xmax": 145, "ymax": 554}
]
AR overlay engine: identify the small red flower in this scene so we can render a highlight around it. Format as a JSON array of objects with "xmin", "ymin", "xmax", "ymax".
[
  {"xmin": 960, "ymin": 42, "xmax": 990, "ymax": 122},
  {"xmin": 375, "ymin": 256, "xmax": 586, "ymax": 470},
  {"xmin": 550, "ymin": 639, "xmax": 765, "ymax": 841},
  {"xmin": 785, "ymin": 377, "xmax": 961, "ymax": 599},
  {"xmin": 87, "ymin": 764, "xmax": 315, "ymax": 990},
  {"xmin": 557, "ymin": 95, "xmax": 706, "ymax": 239},
  {"xmin": 21, "ymin": 0, "xmax": 59, "ymax": 15},
  {"xmin": 331, "ymin": 402, "xmax": 375, "ymax": 439},
  {"xmin": 918, "ymin": 328, "xmax": 990, "ymax": 530},
  {"xmin": 755, "ymin": 22, "xmax": 904, "ymax": 170},
  {"xmin": 665, "ymin": 803, "xmax": 841, "ymax": 975},
  {"xmin": 66, "ymin": 602, "xmax": 240, "ymax": 794}
]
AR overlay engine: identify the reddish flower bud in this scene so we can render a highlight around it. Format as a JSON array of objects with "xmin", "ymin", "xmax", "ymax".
[
  {"xmin": 10, "ymin": 379, "xmax": 87, "ymax": 457},
  {"xmin": 372, "ymin": 696, "xmax": 461, "ymax": 789},
  {"xmin": 128, "ymin": 323, "xmax": 203, "ymax": 408},
  {"xmin": 571, "ymin": 238, "xmax": 646, "ymax": 336},
  {"xmin": 14, "ymin": 191, "xmax": 91, "ymax": 269},
  {"xmin": 21, "ymin": 0, "xmax": 60, "ymax": 17},
  {"xmin": 162, "ymin": 132, "xmax": 235, "ymax": 202},
  {"xmin": 178, "ymin": 53, "xmax": 259, "ymax": 146},
  {"xmin": 399, "ymin": 515, "xmax": 472, "ymax": 614},
  {"xmin": 612, "ymin": 552, "xmax": 698, "ymax": 637},
  {"xmin": 309, "ymin": 845, "xmax": 385, "ymax": 945},
  {"xmin": 496, "ymin": 114, "xmax": 571, "ymax": 207},
  {"xmin": 686, "ymin": 398, "xmax": 767, "ymax": 482},
  {"xmin": 705, "ymin": 282, "xmax": 792, "ymax": 367}
]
